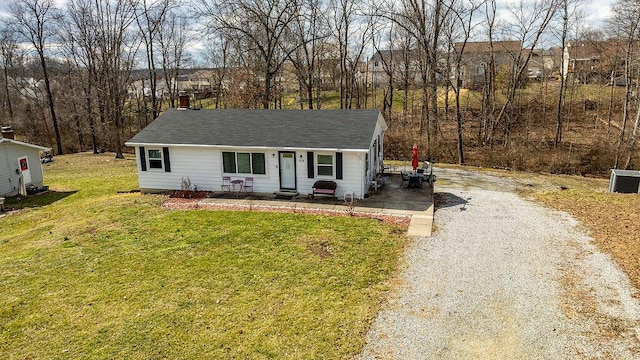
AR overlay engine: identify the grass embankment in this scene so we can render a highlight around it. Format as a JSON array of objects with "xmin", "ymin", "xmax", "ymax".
[
  {"xmin": 526, "ymin": 176, "xmax": 640, "ymax": 292},
  {"xmin": 0, "ymin": 153, "xmax": 406, "ymax": 359}
]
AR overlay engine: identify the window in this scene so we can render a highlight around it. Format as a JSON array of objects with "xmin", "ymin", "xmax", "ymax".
[
  {"xmin": 316, "ymin": 154, "xmax": 333, "ymax": 176},
  {"xmin": 222, "ymin": 152, "xmax": 266, "ymax": 175},
  {"xmin": 148, "ymin": 149, "xmax": 163, "ymax": 169}
]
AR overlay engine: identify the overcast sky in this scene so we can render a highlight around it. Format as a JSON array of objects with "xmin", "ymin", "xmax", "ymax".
[
  {"xmin": 0, "ymin": 0, "xmax": 615, "ymax": 58},
  {"xmin": 0, "ymin": 0, "xmax": 615, "ymax": 25}
]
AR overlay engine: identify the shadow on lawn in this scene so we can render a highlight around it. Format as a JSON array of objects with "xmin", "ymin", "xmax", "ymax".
[{"xmin": 3, "ymin": 191, "xmax": 77, "ymax": 210}]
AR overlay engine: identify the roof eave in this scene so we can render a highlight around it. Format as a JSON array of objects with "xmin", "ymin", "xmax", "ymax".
[
  {"xmin": 0, "ymin": 138, "xmax": 51, "ymax": 151},
  {"xmin": 125, "ymin": 141, "xmax": 370, "ymax": 153}
]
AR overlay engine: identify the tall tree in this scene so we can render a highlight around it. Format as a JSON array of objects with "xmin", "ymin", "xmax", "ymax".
[
  {"xmin": 445, "ymin": 0, "xmax": 484, "ymax": 164},
  {"xmin": 610, "ymin": 0, "xmax": 640, "ymax": 168},
  {"xmin": 198, "ymin": 0, "xmax": 301, "ymax": 109},
  {"xmin": 553, "ymin": 0, "xmax": 584, "ymax": 147},
  {"xmin": 8, "ymin": 0, "xmax": 63, "ymax": 154},
  {"xmin": 0, "ymin": 26, "xmax": 19, "ymax": 123},
  {"xmin": 158, "ymin": 11, "xmax": 189, "ymax": 108},
  {"xmin": 135, "ymin": 0, "xmax": 171, "ymax": 121},
  {"xmin": 491, "ymin": 0, "xmax": 559, "ymax": 146},
  {"xmin": 288, "ymin": 0, "xmax": 327, "ymax": 109},
  {"xmin": 89, "ymin": 0, "xmax": 139, "ymax": 158}
]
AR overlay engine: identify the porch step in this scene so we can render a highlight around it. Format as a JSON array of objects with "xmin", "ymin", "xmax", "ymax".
[{"xmin": 275, "ymin": 190, "xmax": 299, "ymax": 198}]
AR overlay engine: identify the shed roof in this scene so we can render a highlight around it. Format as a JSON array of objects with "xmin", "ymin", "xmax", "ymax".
[
  {"xmin": 0, "ymin": 138, "xmax": 51, "ymax": 151},
  {"xmin": 126, "ymin": 109, "xmax": 386, "ymax": 151}
]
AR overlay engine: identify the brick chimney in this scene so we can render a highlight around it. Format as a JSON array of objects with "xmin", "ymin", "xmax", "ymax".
[
  {"xmin": 1, "ymin": 126, "xmax": 14, "ymax": 139},
  {"xmin": 178, "ymin": 93, "xmax": 190, "ymax": 109}
]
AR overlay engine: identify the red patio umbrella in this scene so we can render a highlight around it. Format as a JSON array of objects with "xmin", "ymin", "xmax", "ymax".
[{"xmin": 411, "ymin": 144, "xmax": 419, "ymax": 171}]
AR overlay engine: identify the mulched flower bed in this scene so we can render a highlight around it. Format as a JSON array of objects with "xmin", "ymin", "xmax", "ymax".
[
  {"xmin": 168, "ymin": 190, "xmax": 210, "ymax": 199},
  {"xmin": 162, "ymin": 198, "xmax": 411, "ymax": 228}
]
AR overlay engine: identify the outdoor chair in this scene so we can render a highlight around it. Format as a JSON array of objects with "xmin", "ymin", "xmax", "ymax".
[
  {"xmin": 243, "ymin": 177, "xmax": 254, "ymax": 193},
  {"xmin": 400, "ymin": 171, "xmax": 410, "ymax": 187},
  {"xmin": 221, "ymin": 176, "xmax": 231, "ymax": 191}
]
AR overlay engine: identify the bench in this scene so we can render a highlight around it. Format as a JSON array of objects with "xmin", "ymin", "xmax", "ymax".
[
  {"xmin": 0, "ymin": 197, "xmax": 4, "ymax": 212},
  {"xmin": 311, "ymin": 180, "xmax": 337, "ymax": 198}
]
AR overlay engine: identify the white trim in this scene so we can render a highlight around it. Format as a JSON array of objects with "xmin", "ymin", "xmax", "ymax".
[
  {"xmin": 315, "ymin": 152, "xmax": 335, "ymax": 179},
  {"xmin": 146, "ymin": 147, "xmax": 165, "ymax": 171},
  {"xmin": 125, "ymin": 142, "xmax": 369, "ymax": 153},
  {"xmin": 0, "ymin": 138, "xmax": 51, "ymax": 151}
]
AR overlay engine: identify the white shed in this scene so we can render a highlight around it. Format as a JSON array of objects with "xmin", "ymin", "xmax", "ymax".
[
  {"xmin": 125, "ymin": 109, "xmax": 387, "ymax": 200},
  {"xmin": 0, "ymin": 136, "xmax": 50, "ymax": 196}
]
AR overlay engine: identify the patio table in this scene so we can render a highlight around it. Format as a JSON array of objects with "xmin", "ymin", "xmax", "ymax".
[{"xmin": 231, "ymin": 179, "xmax": 244, "ymax": 192}]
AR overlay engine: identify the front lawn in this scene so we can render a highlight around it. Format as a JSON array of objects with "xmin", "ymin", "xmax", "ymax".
[{"xmin": 0, "ymin": 153, "xmax": 406, "ymax": 359}]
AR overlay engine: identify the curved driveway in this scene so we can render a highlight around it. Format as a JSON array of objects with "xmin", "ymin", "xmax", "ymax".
[{"xmin": 358, "ymin": 168, "xmax": 640, "ymax": 359}]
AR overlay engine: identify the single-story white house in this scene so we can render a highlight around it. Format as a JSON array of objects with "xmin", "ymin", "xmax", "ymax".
[
  {"xmin": 0, "ymin": 129, "xmax": 50, "ymax": 196},
  {"xmin": 125, "ymin": 108, "xmax": 387, "ymax": 199}
]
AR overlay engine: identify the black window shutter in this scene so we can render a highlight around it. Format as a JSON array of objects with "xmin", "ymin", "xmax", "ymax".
[
  {"xmin": 163, "ymin": 147, "xmax": 171, "ymax": 172},
  {"xmin": 336, "ymin": 152, "xmax": 343, "ymax": 180},
  {"xmin": 140, "ymin": 146, "xmax": 147, "ymax": 171},
  {"xmin": 307, "ymin": 152, "xmax": 314, "ymax": 178}
]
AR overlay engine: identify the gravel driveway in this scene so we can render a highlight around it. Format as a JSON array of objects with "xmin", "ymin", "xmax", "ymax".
[{"xmin": 358, "ymin": 168, "xmax": 640, "ymax": 359}]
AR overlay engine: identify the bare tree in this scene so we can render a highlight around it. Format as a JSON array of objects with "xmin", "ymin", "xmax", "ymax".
[
  {"xmin": 553, "ymin": 0, "xmax": 584, "ymax": 146},
  {"xmin": 198, "ymin": 0, "xmax": 301, "ymax": 109},
  {"xmin": 135, "ymin": 0, "xmax": 171, "ymax": 121},
  {"xmin": 445, "ymin": 0, "xmax": 484, "ymax": 164},
  {"xmin": 158, "ymin": 11, "xmax": 189, "ymax": 108},
  {"xmin": 288, "ymin": 0, "xmax": 328, "ymax": 109},
  {"xmin": 610, "ymin": 0, "xmax": 640, "ymax": 168},
  {"xmin": 8, "ymin": 0, "xmax": 63, "ymax": 154},
  {"xmin": 84, "ymin": 0, "xmax": 140, "ymax": 158},
  {"xmin": 329, "ymin": 0, "xmax": 374, "ymax": 109},
  {"xmin": 0, "ymin": 26, "xmax": 19, "ymax": 123},
  {"xmin": 491, "ymin": 0, "xmax": 559, "ymax": 146}
]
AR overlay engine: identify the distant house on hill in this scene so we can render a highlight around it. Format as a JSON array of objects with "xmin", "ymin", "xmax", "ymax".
[
  {"xmin": 453, "ymin": 41, "xmax": 522, "ymax": 88},
  {"xmin": 563, "ymin": 40, "xmax": 621, "ymax": 84},
  {"xmin": 0, "ymin": 127, "xmax": 50, "ymax": 196},
  {"xmin": 125, "ymin": 106, "xmax": 387, "ymax": 199},
  {"xmin": 369, "ymin": 49, "xmax": 421, "ymax": 87}
]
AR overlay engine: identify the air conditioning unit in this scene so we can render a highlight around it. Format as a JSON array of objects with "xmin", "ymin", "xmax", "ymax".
[{"xmin": 609, "ymin": 169, "xmax": 640, "ymax": 193}]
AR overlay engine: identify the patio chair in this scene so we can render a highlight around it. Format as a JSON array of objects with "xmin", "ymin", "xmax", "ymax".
[
  {"xmin": 221, "ymin": 176, "xmax": 231, "ymax": 191},
  {"xmin": 400, "ymin": 171, "xmax": 410, "ymax": 187},
  {"xmin": 243, "ymin": 177, "xmax": 253, "ymax": 193}
]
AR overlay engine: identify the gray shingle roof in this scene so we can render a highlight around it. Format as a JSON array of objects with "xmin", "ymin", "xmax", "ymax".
[{"xmin": 126, "ymin": 109, "xmax": 383, "ymax": 150}]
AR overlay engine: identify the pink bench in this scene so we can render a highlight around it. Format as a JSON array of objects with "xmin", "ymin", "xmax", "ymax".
[{"xmin": 311, "ymin": 180, "xmax": 337, "ymax": 198}]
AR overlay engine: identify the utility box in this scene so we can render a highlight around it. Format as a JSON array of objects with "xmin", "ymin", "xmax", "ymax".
[{"xmin": 609, "ymin": 169, "xmax": 640, "ymax": 193}]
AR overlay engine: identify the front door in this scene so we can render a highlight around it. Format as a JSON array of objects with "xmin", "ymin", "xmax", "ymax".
[
  {"xmin": 18, "ymin": 156, "xmax": 32, "ymax": 184},
  {"xmin": 279, "ymin": 152, "xmax": 296, "ymax": 190}
]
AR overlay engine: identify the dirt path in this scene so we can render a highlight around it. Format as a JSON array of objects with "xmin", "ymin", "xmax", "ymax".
[{"xmin": 358, "ymin": 168, "xmax": 640, "ymax": 359}]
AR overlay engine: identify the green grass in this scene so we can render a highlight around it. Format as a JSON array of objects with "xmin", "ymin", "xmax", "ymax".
[{"xmin": 0, "ymin": 153, "xmax": 406, "ymax": 359}]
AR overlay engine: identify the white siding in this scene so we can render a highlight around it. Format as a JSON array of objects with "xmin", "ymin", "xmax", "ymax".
[
  {"xmin": 133, "ymin": 114, "xmax": 386, "ymax": 200},
  {"xmin": 296, "ymin": 151, "xmax": 364, "ymax": 199},
  {"xmin": 137, "ymin": 146, "xmax": 282, "ymax": 193},
  {"xmin": 135, "ymin": 146, "xmax": 369, "ymax": 199},
  {"xmin": 0, "ymin": 143, "xmax": 45, "ymax": 196}
]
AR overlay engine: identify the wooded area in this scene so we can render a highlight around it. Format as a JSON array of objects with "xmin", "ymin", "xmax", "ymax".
[{"xmin": 0, "ymin": 0, "xmax": 639, "ymax": 175}]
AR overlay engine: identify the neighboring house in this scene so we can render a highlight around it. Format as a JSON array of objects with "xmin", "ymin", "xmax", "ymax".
[
  {"xmin": 125, "ymin": 108, "xmax": 387, "ymax": 199},
  {"xmin": 524, "ymin": 49, "xmax": 558, "ymax": 79},
  {"xmin": 563, "ymin": 40, "xmax": 621, "ymax": 84},
  {"xmin": 0, "ymin": 127, "xmax": 50, "ymax": 196},
  {"xmin": 369, "ymin": 49, "xmax": 421, "ymax": 87},
  {"xmin": 453, "ymin": 41, "xmax": 522, "ymax": 88}
]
